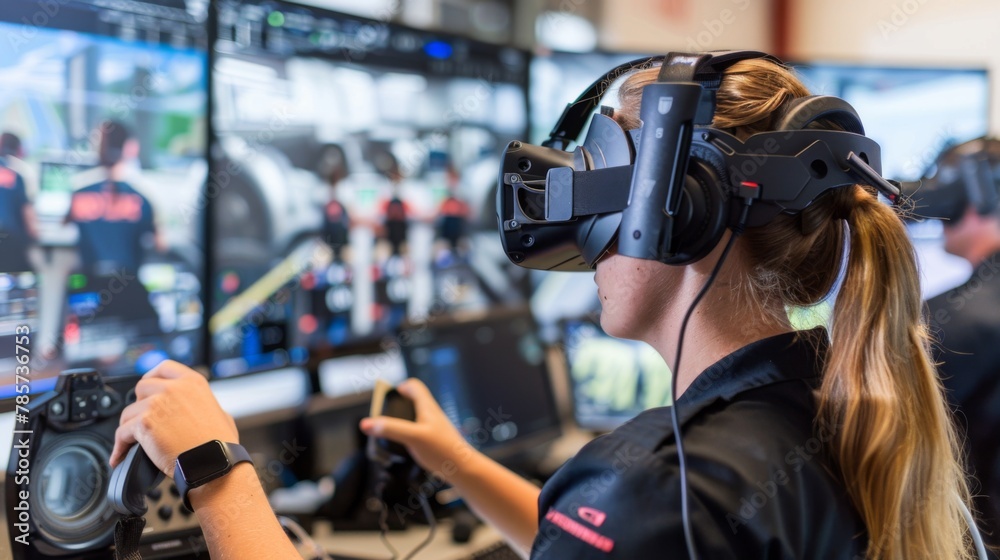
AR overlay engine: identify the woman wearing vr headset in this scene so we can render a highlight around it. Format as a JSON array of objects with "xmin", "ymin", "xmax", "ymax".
[{"xmin": 111, "ymin": 53, "xmax": 977, "ymax": 560}]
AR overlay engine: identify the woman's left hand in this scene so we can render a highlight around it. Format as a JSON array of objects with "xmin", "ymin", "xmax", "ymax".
[{"xmin": 110, "ymin": 360, "xmax": 239, "ymax": 478}]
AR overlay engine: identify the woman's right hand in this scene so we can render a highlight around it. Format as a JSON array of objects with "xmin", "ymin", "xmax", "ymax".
[{"xmin": 359, "ymin": 379, "xmax": 477, "ymax": 483}]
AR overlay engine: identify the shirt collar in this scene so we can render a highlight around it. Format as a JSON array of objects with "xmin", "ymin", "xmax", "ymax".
[{"xmin": 673, "ymin": 327, "xmax": 828, "ymax": 425}]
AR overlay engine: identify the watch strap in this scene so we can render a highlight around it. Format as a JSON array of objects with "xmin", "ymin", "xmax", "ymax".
[{"xmin": 174, "ymin": 441, "xmax": 252, "ymax": 511}]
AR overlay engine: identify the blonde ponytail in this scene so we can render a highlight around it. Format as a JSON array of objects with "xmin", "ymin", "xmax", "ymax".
[{"xmin": 818, "ymin": 186, "xmax": 972, "ymax": 559}]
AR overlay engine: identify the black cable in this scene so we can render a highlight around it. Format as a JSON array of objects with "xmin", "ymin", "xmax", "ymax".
[
  {"xmin": 672, "ymin": 201, "xmax": 751, "ymax": 560},
  {"xmin": 375, "ymin": 468, "xmax": 438, "ymax": 560},
  {"xmin": 401, "ymin": 492, "xmax": 437, "ymax": 560},
  {"xmin": 375, "ymin": 476, "xmax": 400, "ymax": 560}
]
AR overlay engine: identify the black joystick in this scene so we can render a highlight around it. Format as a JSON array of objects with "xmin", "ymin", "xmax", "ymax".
[
  {"xmin": 108, "ymin": 445, "xmax": 165, "ymax": 516},
  {"xmin": 367, "ymin": 380, "xmax": 416, "ymax": 467}
]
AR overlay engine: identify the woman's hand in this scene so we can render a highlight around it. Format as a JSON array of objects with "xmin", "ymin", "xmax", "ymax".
[
  {"xmin": 110, "ymin": 360, "xmax": 238, "ymax": 477},
  {"xmin": 360, "ymin": 378, "xmax": 476, "ymax": 482}
]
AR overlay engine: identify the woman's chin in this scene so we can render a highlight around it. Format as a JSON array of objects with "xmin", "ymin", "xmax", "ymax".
[{"xmin": 598, "ymin": 310, "xmax": 626, "ymax": 339}]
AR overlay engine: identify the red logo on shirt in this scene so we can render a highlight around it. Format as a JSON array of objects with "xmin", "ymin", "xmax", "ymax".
[
  {"xmin": 577, "ymin": 507, "xmax": 607, "ymax": 528},
  {"xmin": 71, "ymin": 192, "xmax": 144, "ymax": 223},
  {"xmin": 545, "ymin": 509, "xmax": 615, "ymax": 553},
  {"xmin": 0, "ymin": 167, "xmax": 15, "ymax": 188},
  {"xmin": 326, "ymin": 202, "xmax": 343, "ymax": 220}
]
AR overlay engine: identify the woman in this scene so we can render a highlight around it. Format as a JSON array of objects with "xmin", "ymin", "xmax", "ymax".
[{"xmin": 111, "ymin": 57, "xmax": 975, "ymax": 559}]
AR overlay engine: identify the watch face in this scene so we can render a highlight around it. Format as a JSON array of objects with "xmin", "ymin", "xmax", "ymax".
[{"xmin": 178, "ymin": 441, "xmax": 231, "ymax": 485}]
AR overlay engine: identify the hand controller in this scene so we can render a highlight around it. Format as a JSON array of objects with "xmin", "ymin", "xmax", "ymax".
[
  {"xmin": 108, "ymin": 444, "xmax": 165, "ymax": 516},
  {"xmin": 366, "ymin": 379, "xmax": 416, "ymax": 467}
]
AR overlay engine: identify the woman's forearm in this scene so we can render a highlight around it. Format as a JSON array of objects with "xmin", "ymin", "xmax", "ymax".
[
  {"xmin": 188, "ymin": 463, "xmax": 301, "ymax": 559},
  {"xmin": 449, "ymin": 450, "xmax": 540, "ymax": 556}
]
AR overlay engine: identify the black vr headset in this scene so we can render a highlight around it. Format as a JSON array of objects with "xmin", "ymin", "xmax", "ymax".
[
  {"xmin": 497, "ymin": 50, "xmax": 901, "ymax": 271},
  {"xmin": 901, "ymin": 136, "xmax": 1000, "ymax": 224}
]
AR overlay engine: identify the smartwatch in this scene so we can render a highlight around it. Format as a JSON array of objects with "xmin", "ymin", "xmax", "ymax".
[{"xmin": 173, "ymin": 440, "xmax": 253, "ymax": 510}]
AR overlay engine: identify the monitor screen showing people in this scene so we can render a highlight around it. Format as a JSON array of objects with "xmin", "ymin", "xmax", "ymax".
[
  {"xmin": 209, "ymin": 0, "xmax": 531, "ymax": 378},
  {"xmin": 0, "ymin": 0, "xmax": 208, "ymax": 397}
]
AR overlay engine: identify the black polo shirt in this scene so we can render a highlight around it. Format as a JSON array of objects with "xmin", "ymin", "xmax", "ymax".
[
  {"xmin": 532, "ymin": 329, "xmax": 866, "ymax": 559},
  {"xmin": 927, "ymin": 252, "xmax": 1000, "ymax": 557}
]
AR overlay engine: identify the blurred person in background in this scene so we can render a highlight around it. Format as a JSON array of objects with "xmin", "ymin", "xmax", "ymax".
[
  {"xmin": 68, "ymin": 120, "xmax": 162, "ymax": 277},
  {"xmin": 918, "ymin": 137, "xmax": 1000, "ymax": 557},
  {"xmin": 0, "ymin": 132, "xmax": 38, "ymax": 272},
  {"xmin": 318, "ymin": 143, "xmax": 352, "ymax": 262}
]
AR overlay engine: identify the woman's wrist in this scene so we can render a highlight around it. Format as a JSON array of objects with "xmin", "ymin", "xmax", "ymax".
[
  {"xmin": 187, "ymin": 462, "xmax": 262, "ymax": 514},
  {"xmin": 446, "ymin": 444, "xmax": 491, "ymax": 488}
]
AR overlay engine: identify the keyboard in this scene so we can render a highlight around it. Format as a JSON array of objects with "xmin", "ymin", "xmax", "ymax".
[{"xmin": 469, "ymin": 542, "xmax": 521, "ymax": 560}]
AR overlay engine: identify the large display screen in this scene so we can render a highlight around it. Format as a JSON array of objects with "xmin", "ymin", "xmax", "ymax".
[
  {"xmin": 0, "ymin": 0, "xmax": 208, "ymax": 398},
  {"xmin": 793, "ymin": 63, "xmax": 989, "ymax": 182},
  {"xmin": 209, "ymin": 0, "xmax": 531, "ymax": 378}
]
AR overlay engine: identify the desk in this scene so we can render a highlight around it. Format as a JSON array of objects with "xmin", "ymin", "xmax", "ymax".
[{"xmin": 310, "ymin": 519, "xmax": 505, "ymax": 560}]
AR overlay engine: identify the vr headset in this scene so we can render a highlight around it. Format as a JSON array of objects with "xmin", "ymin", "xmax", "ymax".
[
  {"xmin": 901, "ymin": 137, "xmax": 1000, "ymax": 224},
  {"xmin": 496, "ymin": 50, "xmax": 901, "ymax": 271}
]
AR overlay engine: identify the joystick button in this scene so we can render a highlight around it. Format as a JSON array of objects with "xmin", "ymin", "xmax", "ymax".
[{"xmin": 158, "ymin": 505, "xmax": 173, "ymax": 521}]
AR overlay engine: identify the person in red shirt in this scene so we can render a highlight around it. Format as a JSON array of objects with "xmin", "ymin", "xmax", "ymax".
[
  {"xmin": 67, "ymin": 120, "xmax": 162, "ymax": 277},
  {"xmin": 0, "ymin": 132, "xmax": 38, "ymax": 272},
  {"xmin": 318, "ymin": 143, "xmax": 352, "ymax": 261}
]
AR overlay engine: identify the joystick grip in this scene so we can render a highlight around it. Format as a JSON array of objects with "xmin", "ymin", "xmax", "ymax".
[
  {"xmin": 367, "ymin": 380, "xmax": 417, "ymax": 466},
  {"xmin": 108, "ymin": 445, "xmax": 165, "ymax": 516}
]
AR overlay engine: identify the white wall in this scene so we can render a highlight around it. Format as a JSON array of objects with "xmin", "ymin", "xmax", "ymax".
[
  {"xmin": 790, "ymin": 0, "xmax": 1000, "ymax": 133},
  {"xmin": 597, "ymin": 0, "xmax": 773, "ymax": 54}
]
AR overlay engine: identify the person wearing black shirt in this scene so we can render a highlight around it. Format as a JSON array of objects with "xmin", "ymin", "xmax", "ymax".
[
  {"xmin": 66, "ymin": 120, "xmax": 163, "ymax": 338},
  {"xmin": 110, "ymin": 56, "xmax": 977, "ymax": 559},
  {"xmin": 318, "ymin": 143, "xmax": 352, "ymax": 261},
  {"xmin": 923, "ymin": 137, "xmax": 1000, "ymax": 558},
  {"xmin": 68, "ymin": 121, "xmax": 159, "ymax": 277},
  {"xmin": 0, "ymin": 132, "xmax": 38, "ymax": 272}
]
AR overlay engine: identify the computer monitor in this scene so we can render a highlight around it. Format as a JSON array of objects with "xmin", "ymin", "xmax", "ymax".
[
  {"xmin": 561, "ymin": 317, "xmax": 672, "ymax": 432},
  {"xmin": 793, "ymin": 62, "xmax": 989, "ymax": 182},
  {"xmin": 209, "ymin": 0, "xmax": 531, "ymax": 378},
  {"xmin": 530, "ymin": 50, "xmax": 653, "ymax": 145},
  {"xmin": 0, "ymin": 0, "xmax": 208, "ymax": 401},
  {"xmin": 399, "ymin": 309, "xmax": 562, "ymax": 457}
]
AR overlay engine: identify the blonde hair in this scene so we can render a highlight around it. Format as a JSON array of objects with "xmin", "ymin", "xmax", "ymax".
[{"xmin": 619, "ymin": 58, "xmax": 974, "ymax": 560}]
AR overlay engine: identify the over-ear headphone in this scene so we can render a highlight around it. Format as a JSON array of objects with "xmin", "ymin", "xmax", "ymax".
[{"xmin": 496, "ymin": 50, "xmax": 899, "ymax": 270}]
